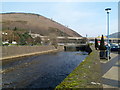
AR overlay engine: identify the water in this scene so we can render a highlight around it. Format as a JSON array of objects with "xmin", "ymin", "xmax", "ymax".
[{"xmin": 2, "ymin": 51, "xmax": 88, "ymax": 88}]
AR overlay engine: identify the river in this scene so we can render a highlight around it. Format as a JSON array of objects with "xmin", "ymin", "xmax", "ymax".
[{"xmin": 2, "ymin": 51, "xmax": 88, "ymax": 88}]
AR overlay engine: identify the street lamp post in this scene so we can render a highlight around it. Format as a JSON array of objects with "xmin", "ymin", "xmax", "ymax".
[{"xmin": 105, "ymin": 8, "xmax": 111, "ymax": 61}]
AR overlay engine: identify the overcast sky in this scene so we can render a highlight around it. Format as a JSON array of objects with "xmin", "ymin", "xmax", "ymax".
[{"xmin": 2, "ymin": 2, "xmax": 118, "ymax": 37}]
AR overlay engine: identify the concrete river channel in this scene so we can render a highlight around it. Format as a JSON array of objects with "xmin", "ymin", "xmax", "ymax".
[{"xmin": 2, "ymin": 51, "xmax": 88, "ymax": 88}]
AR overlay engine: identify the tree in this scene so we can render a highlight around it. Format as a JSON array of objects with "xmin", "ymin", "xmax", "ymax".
[
  {"xmin": 26, "ymin": 37, "xmax": 34, "ymax": 45},
  {"xmin": 95, "ymin": 38, "xmax": 99, "ymax": 50},
  {"xmin": 8, "ymin": 27, "xmax": 10, "ymax": 30},
  {"xmin": 99, "ymin": 35, "xmax": 106, "ymax": 50},
  {"xmin": 33, "ymin": 37, "xmax": 42, "ymax": 45},
  {"xmin": 18, "ymin": 32, "xmax": 32, "ymax": 45},
  {"xmin": 13, "ymin": 27, "xmax": 17, "ymax": 31},
  {"xmin": 6, "ymin": 31, "xmax": 13, "ymax": 43},
  {"xmin": 14, "ymin": 33, "xmax": 20, "ymax": 43},
  {"xmin": 19, "ymin": 34, "xmax": 26, "ymax": 45}
]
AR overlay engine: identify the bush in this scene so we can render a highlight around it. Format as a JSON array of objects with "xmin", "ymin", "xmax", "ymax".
[
  {"xmin": 99, "ymin": 35, "xmax": 106, "ymax": 50},
  {"xmin": 3, "ymin": 43, "xmax": 9, "ymax": 46},
  {"xmin": 95, "ymin": 38, "xmax": 99, "ymax": 50}
]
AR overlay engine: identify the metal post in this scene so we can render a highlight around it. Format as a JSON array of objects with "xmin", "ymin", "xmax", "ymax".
[
  {"xmin": 105, "ymin": 8, "xmax": 111, "ymax": 61},
  {"xmin": 107, "ymin": 12, "xmax": 110, "ymax": 61}
]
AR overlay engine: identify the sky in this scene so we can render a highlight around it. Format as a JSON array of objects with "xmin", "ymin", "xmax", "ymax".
[{"xmin": 1, "ymin": 2, "xmax": 118, "ymax": 37}]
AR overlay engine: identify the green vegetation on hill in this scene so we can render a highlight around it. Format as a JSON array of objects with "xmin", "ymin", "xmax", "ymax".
[{"xmin": 2, "ymin": 29, "xmax": 42, "ymax": 46}]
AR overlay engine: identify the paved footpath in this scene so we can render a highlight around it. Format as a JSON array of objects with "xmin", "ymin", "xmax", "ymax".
[{"xmin": 101, "ymin": 52, "xmax": 120, "ymax": 89}]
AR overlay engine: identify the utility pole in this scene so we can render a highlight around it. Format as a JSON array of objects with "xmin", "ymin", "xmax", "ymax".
[{"xmin": 105, "ymin": 8, "xmax": 111, "ymax": 61}]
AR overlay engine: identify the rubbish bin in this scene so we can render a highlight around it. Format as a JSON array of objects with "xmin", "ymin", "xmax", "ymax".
[{"xmin": 100, "ymin": 50, "xmax": 106, "ymax": 59}]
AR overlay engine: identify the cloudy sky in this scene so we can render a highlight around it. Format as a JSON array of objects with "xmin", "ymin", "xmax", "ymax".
[{"xmin": 2, "ymin": 2, "xmax": 118, "ymax": 37}]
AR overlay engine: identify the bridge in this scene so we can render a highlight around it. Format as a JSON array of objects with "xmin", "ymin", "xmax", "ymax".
[
  {"xmin": 37, "ymin": 36, "xmax": 87, "ymax": 45},
  {"xmin": 30, "ymin": 33, "xmax": 120, "ymax": 45},
  {"xmin": 88, "ymin": 37, "xmax": 120, "ymax": 43}
]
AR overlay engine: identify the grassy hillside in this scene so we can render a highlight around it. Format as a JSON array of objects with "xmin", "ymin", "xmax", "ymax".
[{"xmin": 1, "ymin": 13, "xmax": 81, "ymax": 37}]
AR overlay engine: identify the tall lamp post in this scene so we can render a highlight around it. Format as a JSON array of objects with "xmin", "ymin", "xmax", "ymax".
[{"xmin": 105, "ymin": 8, "xmax": 111, "ymax": 61}]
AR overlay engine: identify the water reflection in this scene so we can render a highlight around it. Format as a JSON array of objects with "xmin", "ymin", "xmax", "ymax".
[{"xmin": 2, "ymin": 51, "xmax": 87, "ymax": 88}]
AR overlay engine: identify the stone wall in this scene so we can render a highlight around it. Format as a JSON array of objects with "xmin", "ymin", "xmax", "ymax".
[
  {"xmin": 56, "ymin": 46, "xmax": 102, "ymax": 88},
  {"xmin": 2, "ymin": 46, "xmax": 64, "ymax": 59}
]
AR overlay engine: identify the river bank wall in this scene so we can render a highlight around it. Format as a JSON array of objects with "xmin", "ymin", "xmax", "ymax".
[
  {"xmin": 64, "ymin": 44, "xmax": 92, "ymax": 54},
  {"xmin": 1, "ymin": 46, "xmax": 64, "ymax": 60},
  {"xmin": 56, "ymin": 46, "xmax": 102, "ymax": 88}
]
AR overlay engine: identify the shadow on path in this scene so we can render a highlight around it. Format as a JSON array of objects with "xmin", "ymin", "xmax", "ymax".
[
  {"xmin": 101, "ymin": 54, "xmax": 120, "ymax": 88},
  {"xmin": 101, "ymin": 55, "xmax": 119, "ymax": 75},
  {"xmin": 102, "ymin": 77, "xmax": 120, "ymax": 88},
  {"xmin": 114, "ymin": 65, "xmax": 120, "ymax": 67}
]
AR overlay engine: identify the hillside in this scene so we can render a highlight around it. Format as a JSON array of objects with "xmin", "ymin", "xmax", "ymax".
[
  {"xmin": 109, "ymin": 32, "xmax": 120, "ymax": 38},
  {"xmin": 1, "ymin": 13, "xmax": 81, "ymax": 37}
]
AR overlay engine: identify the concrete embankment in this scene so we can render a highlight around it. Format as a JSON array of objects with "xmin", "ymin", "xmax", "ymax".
[
  {"xmin": 56, "ymin": 46, "xmax": 102, "ymax": 88},
  {"xmin": 64, "ymin": 44, "xmax": 92, "ymax": 54},
  {"xmin": 1, "ymin": 46, "xmax": 64, "ymax": 60}
]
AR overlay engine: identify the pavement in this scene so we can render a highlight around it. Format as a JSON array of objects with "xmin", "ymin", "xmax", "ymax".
[{"xmin": 100, "ymin": 52, "xmax": 120, "ymax": 89}]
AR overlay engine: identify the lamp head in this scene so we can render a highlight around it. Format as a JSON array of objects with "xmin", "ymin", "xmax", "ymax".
[{"xmin": 105, "ymin": 8, "xmax": 111, "ymax": 13}]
